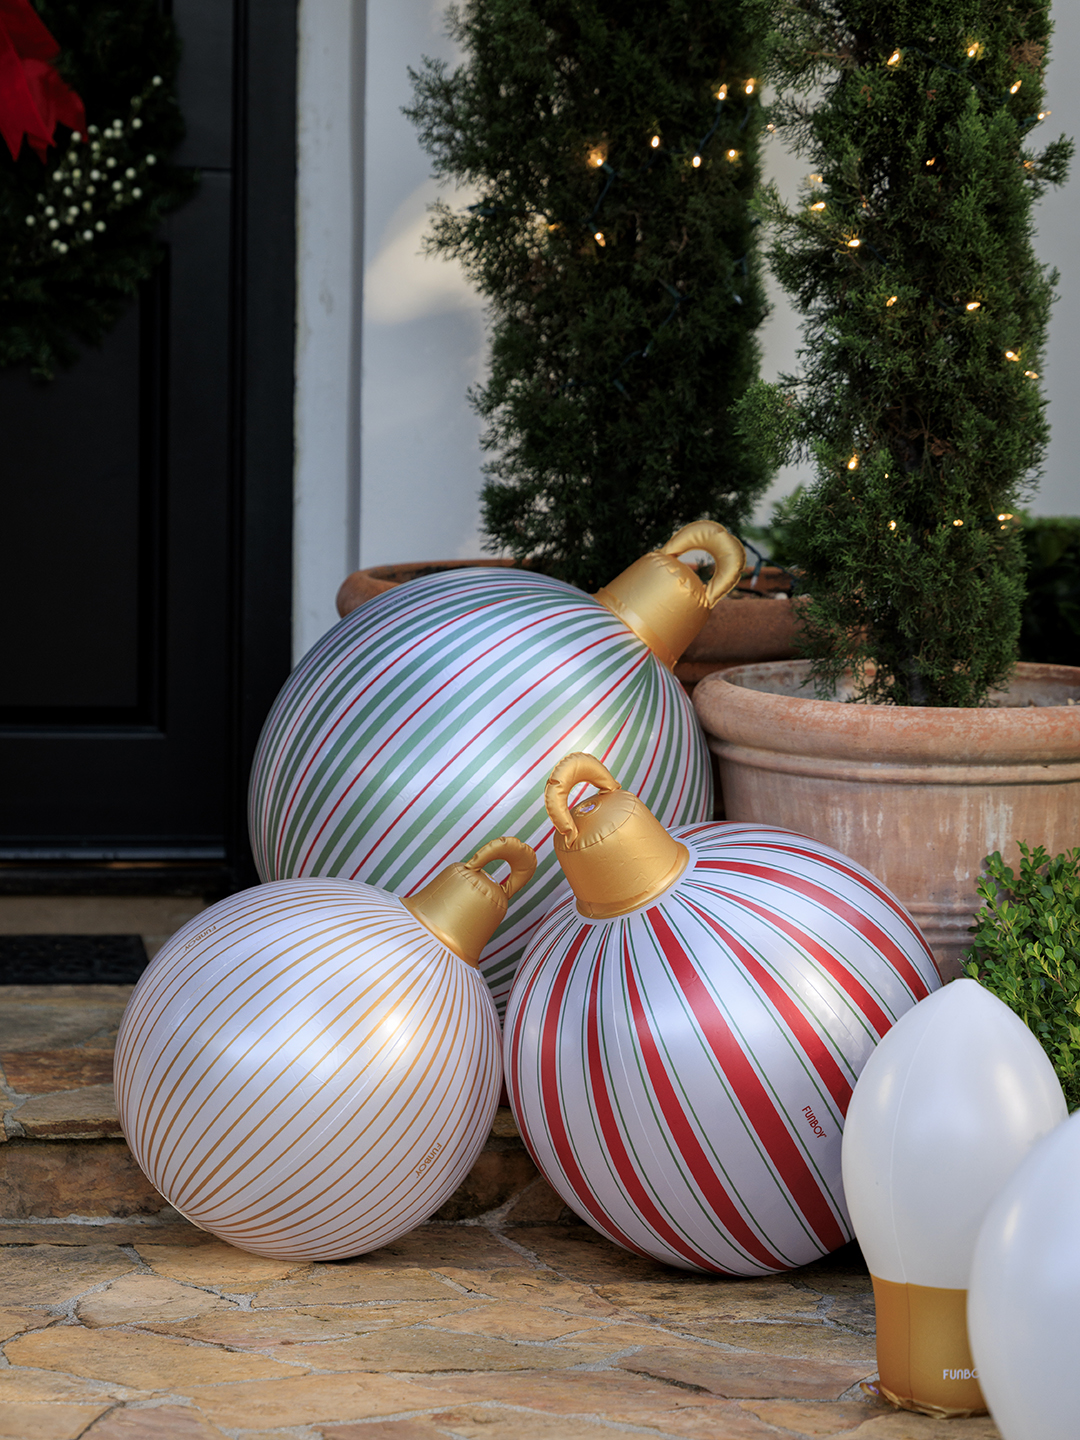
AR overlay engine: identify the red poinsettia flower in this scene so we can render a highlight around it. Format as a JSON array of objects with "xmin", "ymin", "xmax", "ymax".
[{"xmin": 0, "ymin": 0, "xmax": 86, "ymax": 162}]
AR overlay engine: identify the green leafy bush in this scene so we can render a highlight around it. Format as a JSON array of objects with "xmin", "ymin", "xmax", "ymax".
[{"xmin": 963, "ymin": 844, "xmax": 1080, "ymax": 1111}]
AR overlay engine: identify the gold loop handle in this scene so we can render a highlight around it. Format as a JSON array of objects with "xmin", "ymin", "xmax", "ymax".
[
  {"xmin": 544, "ymin": 753, "xmax": 621, "ymax": 847},
  {"xmin": 464, "ymin": 836, "xmax": 536, "ymax": 901},
  {"xmin": 660, "ymin": 520, "xmax": 746, "ymax": 607}
]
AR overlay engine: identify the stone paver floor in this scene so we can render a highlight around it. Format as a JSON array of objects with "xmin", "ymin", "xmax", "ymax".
[{"xmin": 0, "ymin": 1218, "xmax": 1003, "ymax": 1440}]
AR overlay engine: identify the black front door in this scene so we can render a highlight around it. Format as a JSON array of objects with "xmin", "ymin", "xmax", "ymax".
[{"xmin": 0, "ymin": 0, "xmax": 296, "ymax": 897}]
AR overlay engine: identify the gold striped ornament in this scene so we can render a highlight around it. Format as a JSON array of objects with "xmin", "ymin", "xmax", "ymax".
[{"xmin": 114, "ymin": 838, "xmax": 535, "ymax": 1259}]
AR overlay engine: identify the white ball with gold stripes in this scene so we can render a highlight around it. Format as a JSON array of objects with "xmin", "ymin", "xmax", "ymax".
[{"xmin": 114, "ymin": 862, "xmax": 517, "ymax": 1260}]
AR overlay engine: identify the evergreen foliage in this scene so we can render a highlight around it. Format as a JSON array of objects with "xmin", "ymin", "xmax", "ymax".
[
  {"xmin": 0, "ymin": 0, "xmax": 194, "ymax": 379},
  {"xmin": 738, "ymin": 0, "xmax": 1072, "ymax": 705},
  {"xmin": 1019, "ymin": 515, "xmax": 1080, "ymax": 665},
  {"xmin": 964, "ymin": 845, "xmax": 1080, "ymax": 1112},
  {"xmin": 407, "ymin": 0, "xmax": 773, "ymax": 590}
]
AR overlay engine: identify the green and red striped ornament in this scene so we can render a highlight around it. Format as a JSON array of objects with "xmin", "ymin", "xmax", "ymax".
[
  {"xmin": 504, "ymin": 754, "xmax": 942, "ymax": 1275},
  {"xmin": 249, "ymin": 524, "xmax": 744, "ymax": 1014}
]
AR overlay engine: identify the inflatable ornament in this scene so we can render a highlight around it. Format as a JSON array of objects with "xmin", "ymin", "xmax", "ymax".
[
  {"xmin": 968, "ymin": 1109, "xmax": 1079, "ymax": 1440},
  {"xmin": 841, "ymin": 978, "xmax": 1066, "ymax": 1419},
  {"xmin": 248, "ymin": 522, "xmax": 745, "ymax": 1015},
  {"xmin": 114, "ymin": 837, "xmax": 535, "ymax": 1260},
  {"xmin": 504, "ymin": 753, "xmax": 940, "ymax": 1276}
]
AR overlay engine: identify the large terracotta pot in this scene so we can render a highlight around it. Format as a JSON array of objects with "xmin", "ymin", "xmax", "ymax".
[
  {"xmin": 336, "ymin": 558, "xmax": 526, "ymax": 615},
  {"xmin": 693, "ymin": 660, "xmax": 1080, "ymax": 982},
  {"xmin": 336, "ymin": 560, "xmax": 801, "ymax": 694}
]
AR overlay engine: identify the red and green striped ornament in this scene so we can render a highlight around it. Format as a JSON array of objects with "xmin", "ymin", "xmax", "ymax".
[
  {"xmin": 248, "ymin": 524, "xmax": 744, "ymax": 1015},
  {"xmin": 504, "ymin": 754, "xmax": 942, "ymax": 1275}
]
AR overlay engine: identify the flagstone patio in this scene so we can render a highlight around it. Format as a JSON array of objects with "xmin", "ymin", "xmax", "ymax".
[
  {"xmin": 0, "ymin": 1216, "xmax": 1006, "ymax": 1440},
  {"xmin": 0, "ymin": 980, "xmax": 1005, "ymax": 1439}
]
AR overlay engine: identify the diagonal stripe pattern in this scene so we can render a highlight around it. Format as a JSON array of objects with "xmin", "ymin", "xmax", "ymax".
[
  {"xmin": 114, "ymin": 878, "xmax": 501, "ymax": 1260},
  {"xmin": 505, "ymin": 823, "xmax": 940, "ymax": 1275},
  {"xmin": 248, "ymin": 568, "xmax": 711, "ymax": 1016}
]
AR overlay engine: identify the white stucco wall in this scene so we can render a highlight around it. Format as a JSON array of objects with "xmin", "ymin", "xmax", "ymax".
[
  {"xmin": 293, "ymin": 0, "xmax": 363, "ymax": 659},
  {"xmin": 293, "ymin": 0, "xmax": 1079, "ymax": 661},
  {"xmin": 359, "ymin": 0, "xmax": 489, "ymax": 573}
]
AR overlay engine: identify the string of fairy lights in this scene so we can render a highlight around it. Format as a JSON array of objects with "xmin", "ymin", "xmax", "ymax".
[
  {"xmin": 797, "ymin": 37, "xmax": 1052, "ymax": 535},
  {"xmin": 466, "ymin": 76, "xmax": 760, "ymax": 395}
]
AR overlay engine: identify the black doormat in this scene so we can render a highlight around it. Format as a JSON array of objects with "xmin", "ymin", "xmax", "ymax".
[{"xmin": 0, "ymin": 934, "xmax": 150, "ymax": 984}]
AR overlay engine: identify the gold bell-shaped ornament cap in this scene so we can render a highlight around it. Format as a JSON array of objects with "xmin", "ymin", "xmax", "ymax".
[
  {"xmin": 545, "ymin": 754, "xmax": 690, "ymax": 919},
  {"xmin": 594, "ymin": 519, "xmax": 745, "ymax": 669},
  {"xmin": 402, "ymin": 837, "xmax": 537, "ymax": 966}
]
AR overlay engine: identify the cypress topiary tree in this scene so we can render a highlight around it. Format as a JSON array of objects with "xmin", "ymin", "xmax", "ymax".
[
  {"xmin": 741, "ymin": 0, "xmax": 1072, "ymax": 706},
  {"xmin": 406, "ymin": 0, "xmax": 773, "ymax": 591}
]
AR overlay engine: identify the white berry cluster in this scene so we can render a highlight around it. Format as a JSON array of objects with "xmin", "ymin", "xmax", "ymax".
[{"xmin": 22, "ymin": 75, "xmax": 165, "ymax": 257}]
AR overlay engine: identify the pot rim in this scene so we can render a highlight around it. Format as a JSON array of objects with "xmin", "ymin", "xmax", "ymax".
[{"xmin": 693, "ymin": 660, "xmax": 1080, "ymax": 766}]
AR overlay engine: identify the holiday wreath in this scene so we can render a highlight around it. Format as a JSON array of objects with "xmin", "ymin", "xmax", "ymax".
[{"xmin": 0, "ymin": 0, "xmax": 195, "ymax": 379}]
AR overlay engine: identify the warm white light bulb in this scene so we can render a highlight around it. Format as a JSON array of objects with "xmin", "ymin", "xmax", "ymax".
[
  {"xmin": 692, "ymin": 154, "xmax": 701, "ymax": 167},
  {"xmin": 726, "ymin": 148, "xmax": 738, "ymax": 160},
  {"xmin": 966, "ymin": 300, "xmax": 981, "ymax": 311},
  {"xmin": 593, "ymin": 231, "xmax": 605, "ymax": 246},
  {"xmin": 1010, "ymin": 80, "xmax": 1022, "ymax": 94},
  {"xmin": 842, "ymin": 980, "xmax": 1066, "ymax": 1417},
  {"xmin": 1005, "ymin": 350, "xmax": 1019, "ymax": 361},
  {"xmin": 886, "ymin": 295, "xmax": 898, "ymax": 306},
  {"xmin": 745, "ymin": 79, "xmax": 756, "ymax": 95},
  {"xmin": 810, "ymin": 201, "xmax": 826, "ymax": 211},
  {"xmin": 887, "ymin": 49, "xmax": 902, "ymax": 66},
  {"xmin": 651, "ymin": 135, "xmax": 660, "ymax": 148},
  {"xmin": 847, "ymin": 455, "xmax": 859, "ymax": 470},
  {"xmin": 888, "ymin": 520, "xmax": 897, "ymax": 530},
  {"xmin": 847, "ymin": 236, "xmax": 861, "ymax": 248}
]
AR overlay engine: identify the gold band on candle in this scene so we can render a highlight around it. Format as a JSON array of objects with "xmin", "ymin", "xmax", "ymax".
[{"xmin": 870, "ymin": 1275, "xmax": 987, "ymax": 1418}]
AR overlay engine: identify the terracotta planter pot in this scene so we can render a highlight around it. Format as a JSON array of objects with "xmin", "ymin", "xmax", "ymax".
[
  {"xmin": 693, "ymin": 660, "xmax": 1080, "ymax": 982},
  {"xmin": 676, "ymin": 590, "xmax": 804, "ymax": 690},
  {"xmin": 336, "ymin": 559, "xmax": 524, "ymax": 618},
  {"xmin": 335, "ymin": 560, "xmax": 802, "ymax": 690}
]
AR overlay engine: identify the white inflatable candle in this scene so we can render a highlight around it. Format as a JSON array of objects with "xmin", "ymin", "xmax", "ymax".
[
  {"xmin": 841, "ymin": 978, "xmax": 1066, "ymax": 1417},
  {"xmin": 968, "ymin": 1108, "xmax": 1079, "ymax": 1440}
]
